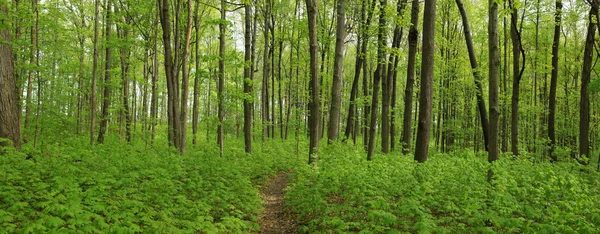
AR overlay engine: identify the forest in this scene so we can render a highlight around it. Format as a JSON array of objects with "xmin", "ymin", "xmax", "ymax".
[{"xmin": 1, "ymin": 0, "xmax": 600, "ymax": 232}]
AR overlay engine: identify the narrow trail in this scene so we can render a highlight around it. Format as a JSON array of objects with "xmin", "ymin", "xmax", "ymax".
[{"xmin": 258, "ymin": 171, "xmax": 297, "ymax": 234}]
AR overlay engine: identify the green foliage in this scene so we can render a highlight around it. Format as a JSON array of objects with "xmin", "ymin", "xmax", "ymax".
[
  {"xmin": 0, "ymin": 136, "xmax": 298, "ymax": 233},
  {"xmin": 287, "ymin": 144, "xmax": 600, "ymax": 233}
]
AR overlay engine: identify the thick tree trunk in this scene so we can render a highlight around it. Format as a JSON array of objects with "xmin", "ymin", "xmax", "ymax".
[
  {"xmin": 306, "ymin": 0, "xmax": 320, "ymax": 164},
  {"xmin": 98, "ymin": 0, "xmax": 112, "ymax": 144},
  {"xmin": 580, "ymin": 2, "xmax": 597, "ymax": 160},
  {"xmin": 548, "ymin": 0, "xmax": 561, "ymax": 161},
  {"xmin": 414, "ymin": 0, "xmax": 436, "ymax": 163},
  {"xmin": 455, "ymin": 0, "xmax": 490, "ymax": 152},
  {"xmin": 327, "ymin": 0, "xmax": 346, "ymax": 143},
  {"xmin": 243, "ymin": 2, "xmax": 253, "ymax": 153},
  {"xmin": 402, "ymin": 0, "xmax": 420, "ymax": 155},
  {"xmin": 0, "ymin": 5, "xmax": 22, "ymax": 150},
  {"xmin": 488, "ymin": 0, "xmax": 500, "ymax": 164}
]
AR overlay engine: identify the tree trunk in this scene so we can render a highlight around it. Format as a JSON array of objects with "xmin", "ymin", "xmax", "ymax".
[
  {"xmin": 98, "ymin": 0, "xmax": 112, "ymax": 144},
  {"xmin": 580, "ymin": 2, "xmax": 597, "ymax": 160},
  {"xmin": 402, "ymin": 0, "xmax": 420, "ymax": 155},
  {"xmin": 367, "ymin": 0, "xmax": 388, "ymax": 161},
  {"xmin": 509, "ymin": 0, "xmax": 524, "ymax": 156},
  {"xmin": 243, "ymin": 1, "xmax": 253, "ymax": 153},
  {"xmin": 180, "ymin": 0, "xmax": 194, "ymax": 155},
  {"xmin": 192, "ymin": 3, "xmax": 201, "ymax": 145},
  {"xmin": 548, "ymin": 0, "xmax": 561, "ymax": 161},
  {"xmin": 262, "ymin": 0, "xmax": 271, "ymax": 142},
  {"xmin": 90, "ymin": 0, "xmax": 100, "ymax": 145},
  {"xmin": 0, "ymin": 5, "xmax": 21, "ymax": 150},
  {"xmin": 25, "ymin": 0, "xmax": 38, "ymax": 136},
  {"xmin": 306, "ymin": 0, "xmax": 320, "ymax": 164},
  {"xmin": 488, "ymin": 0, "xmax": 500, "ymax": 164},
  {"xmin": 150, "ymin": 4, "xmax": 159, "ymax": 144},
  {"xmin": 414, "ymin": 0, "xmax": 436, "ymax": 163},
  {"xmin": 217, "ymin": 0, "xmax": 226, "ymax": 156},
  {"xmin": 455, "ymin": 0, "xmax": 490, "ymax": 152},
  {"xmin": 327, "ymin": 0, "xmax": 346, "ymax": 143},
  {"xmin": 118, "ymin": 18, "xmax": 132, "ymax": 143}
]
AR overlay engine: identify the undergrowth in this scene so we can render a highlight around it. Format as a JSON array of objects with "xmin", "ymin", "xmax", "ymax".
[
  {"xmin": 0, "ymin": 135, "xmax": 301, "ymax": 233},
  {"xmin": 287, "ymin": 143, "xmax": 600, "ymax": 233}
]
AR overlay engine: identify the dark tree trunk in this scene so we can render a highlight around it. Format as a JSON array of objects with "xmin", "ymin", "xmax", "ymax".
[
  {"xmin": 306, "ymin": 0, "xmax": 320, "ymax": 164},
  {"xmin": 217, "ymin": 0, "xmax": 226, "ymax": 156},
  {"xmin": 455, "ymin": 0, "xmax": 490, "ymax": 151},
  {"xmin": 98, "ymin": 0, "xmax": 113, "ymax": 144},
  {"xmin": 192, "ymin": 3, "xmax": 201, "ymax": 145},
  {"xmin": 90, "ymin": 0, "xmax": 100, "ymax": 145},
  {"xmin": 414, "ymin": 0, "xmax": 436, "ymax": 163},
  {"xmin": 509, "ymin": 0, "xmax": 524, "ymax": 156},
  {"xmin": 580, "ymin": 2, "xmax": 597, "ymax": 160},
  {"xmin": 0, "ymin": 5, "xmax": 22, "ymax": 150},
  {"xmin": 327, "ymin": 0, "xmax": 346, "ymax": 143},
  {"xmin": 367, "ymin": 0, "xmax": 388, "ymax": 161},
  {"xmin": 402, "ymin": 0, "xmax": 419, "ymax": 155},
  {"xmin": 548, "ymin": 0, "xmax": 561, "ymax": 161},
  {"xmin": 262, "ymin": 0, "xmax": 271, "ymax": 141},
  {"xmin": 243, "ymin": 1, "xmax": 253, "ymax": 153}
]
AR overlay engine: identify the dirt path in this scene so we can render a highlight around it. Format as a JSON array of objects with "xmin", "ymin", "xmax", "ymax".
[{"xmin": 258, "ymin": 171, "xmax": 296, "ymax": 234}]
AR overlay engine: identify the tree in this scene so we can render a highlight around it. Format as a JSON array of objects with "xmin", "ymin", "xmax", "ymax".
[
  {"xmin": 90, "ymin": 0, "xmax": 100, "ymax": 145},
  {"xmin": 488, "ymin": 0, "xmax": 500, "ymax": 164},
  {"xmin": 367, "ymin": 0, "xmax": 388, "ymax": 161},
  {"xmin": 180, "ymin": 0, "xmax": 194, "ymax": 155},
  {"xmin": 0, "ymin": 4, "xmax": 22, "ymax": 150},
  {"xmin": 548, "ymin": 0, "xmax": 562, "ymax": 161},
  {"xmin": 509, "ymin": 0, "xmax": 525, "ymax": 156},
  {"xmin": 327, "ymin": 0, "xmax": 346, "ymax": 143},
  {"xmin": 217, "ymin": 0, "xmax": 226, "ymax": 156},
  {"xmin": 401, "ymin": 0, "xmax": 420, "ymax": 155},
  {"xmin": 455, "ymin": 0, "xmax": 489, "ymax": 151},
  {"xmin": 580, "ymin": 0, "xmax": 597, "ymax": 161},
  {"xmin": 98, "ymin": 0, "xmax": 113, "ymax": 144},
  {"xmin": 306, "ymin": 0, "xmax": 320, "ymax": 164},
  {"xmin": 413, "ymin": 0, "xmax": 436, "ymax": 163},
  {"xmin": 243, "ymin": 1, "xmax": 253, "ymax": 153}
]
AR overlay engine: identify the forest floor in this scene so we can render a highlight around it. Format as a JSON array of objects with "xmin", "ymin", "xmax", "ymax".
[{"xmin": 258, "ymin": 170, "xmax": 297, "ymax": 234}]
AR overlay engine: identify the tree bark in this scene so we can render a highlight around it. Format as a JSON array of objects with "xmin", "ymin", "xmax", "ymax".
[
  {"xmin": 0, "ymin": 5, "xmax": 22, "ymax": 150},
  {"xmin": 509, "ymin": 0, "xmax": 524, "ymax": 156},
  {"xmin": 90, "ymin": 0, "xmax": 100, "ymax": 145},
  {"xmin": 243, "ymin": 1, "xmax": 253, "ymax": 153},
  {"xmin": 580, "ymin": 2, "xmax": 597, "ymax": 160},
  {"xmin": 414, "ymin": 0, "xmax": 436, "ymax": 163},
  {"xmin": 98, "ymin": 0, "xmax": 113, "ymax": 144},
  {"xmin": 217, "ymin": 0, "xmax": 226, "ymax": 156},
  {"xmin": 488, "ymin": 0, "xmax": 500, "ymax": 164},
  {"xmin": 455, "ymin": 0, "xmax": 490, "ymax": 152},
  {"xmin": 180, "ymin": 0, "xmax": 194, "ymax": 155},
  {"xmin": 192, "ymin": 3, "xmax": 201, "ymax": 145},
  {"xmin": 327, "ymin": 0, "xmax": 346, "ymax": 143},
  {"xmin": 306, "ymin": 0, "xmax": 320, "ymax": 164},
  {"xmin": 402, "ymin": 0, "xmax": 420, "ymax": 155},
  {"xmin": 548, "ymin": 0, "xmax": 561, "ymax": 161},
  {"xmin": 262, "ymin": 0, "xmax": 272, "ymax": 141}
]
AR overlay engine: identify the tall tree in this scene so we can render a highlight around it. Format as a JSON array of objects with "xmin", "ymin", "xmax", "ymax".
[
  {"xmin": 98, "ymin": 0, "xmax": 113, "ymax": 144},
  {"xmin": 306, "ymin": 0, "xmax": 320, "ymax": 164},
  {"xmin": 548, "ymin": 0, "xmax": 562, "ymax": 161},
  {"xmin": 580, "ymin": 0, "xmax": 597, "ymax": 161},
  {"xmin": 24, "ymin": 0, "xmax": 38, "ymax": 135},
  {"xmin": 243, "ymin": 1, "xmax": 254, "ymax": 153},
  {"xmin": 509, "ymin": 0, "xmax": 524, "ymax": 156},
  {"xmin": 488, "ymin": 0, "xmax": 500, "ymax": 164},
  {"xmin": 387, "ymin": 0, "xmax": 408, "ymax": 152},
  {"xmin": 401, "ymin": 0, "xmax": 420, "ymax": 155},
  {"xmin": 179, "ymin": 0, "xmax": 194, "ymax": 155},
  {"xmin": 217, "ymin": 0, "xmax": 226, "ymax": 156},
  {"xmin": 0, "ymin": 4, "xmax": 21, "ymax": 150},
  {"xmin": 413, "ymin": 0, "xmax": 436, "ymax": 163},
  {"xmin": 262, "ymin": 0, "xmax": 272, "ymax": 141},
  {"xmin": 90, "ymin": 0, "xmax": 100, "ymax": 145},
  {"xmin": 327, "ymin": 0, "xmax": 346, "ymax": 143},
  {"xmin": 455, "ymin": 0, "xmax": 490, "ymax": 151}
]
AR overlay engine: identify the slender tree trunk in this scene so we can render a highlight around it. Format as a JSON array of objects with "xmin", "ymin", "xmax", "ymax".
[
  {"xmin": 150, "ymin": 4, "xmax": 159, "ymax": 144},
  {"xmin": 327, "ymin": 0, "xmax": 346, "ymax": 143},
  {"xmin": 0, "ymin": 5, "xmax": 21, "ymax": 150},
  {"xmin": 367, "ymin": 0, "xmax": 388, "ymax": 160},
  {"xmin": 192, "ymin": 4, "xmax": 200, "ymax": 145},
  {"xmin": 25, "ymin": 0, "xmax": 38, "ymax": 136},
  {"xmin": 98, "ymin": 0, "xmax": 112, "ymax": 144},
  {"xmin": 488, "ymin": 0, "xmax": 500, "ymax": 165},
  {"xmin": 509, "ymin": 0, "xmax": 524, "ymax": 156},
  {"xmin": 402, "ymin": 0, "xmax": 420, "ymax": 155},
  {"xmin": 306, "ymin": 0, "xmax": 320, "ymax": 164},
  {"xmin": 455, "ymin": 0, "xmax": 490, "ymax": 151},
  {"xmin": 90, "ymin": 0, "xmax": 100, "ymax": 145},
  {"xmin": 179, "ymin": 0, "xmax": 194, "ymax": 155},
  {"xmin": 580, "ymin": 2, "xmax": 597, "ymax": 160},
  {"xmin": 217, "ymin": 0, "xmax": 226, "ymax": 156},
  {"xmin": 118, "ymin": 19, "xmax": 132, "ymax": 143},
  {"xmin": 362, "ymin": 0, "xmax": 377, "ymax": 150},
  {"xmin": 548, "ymin": 0, "xmax": 561, "ymax": 161},
  {"xmin": 262, "ymin": 0, "xmax": 271, "ymax": 142},
  {"xmin": 243, "ymin": 1, "xmax": 253, "ymax": 153},
  {"xmin": 159, "ymin": 0, "xmax": 181, "ymax": 149},
  {"xmin": 414, "ymin": 0, "xmax": 436, "ymax": 163},
  {"xmin": 502, "ymin": 1, "xmax": 508, "ymax": 152}
]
